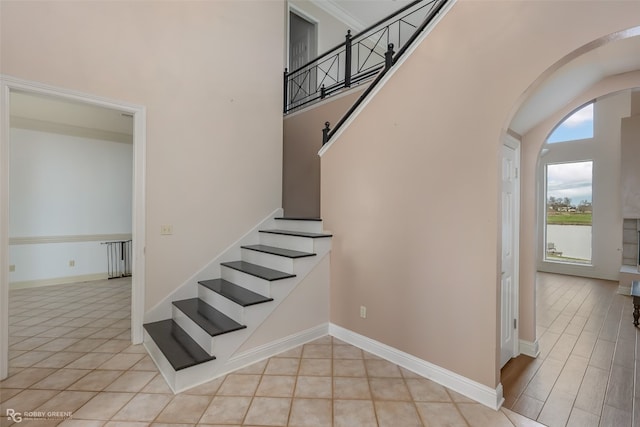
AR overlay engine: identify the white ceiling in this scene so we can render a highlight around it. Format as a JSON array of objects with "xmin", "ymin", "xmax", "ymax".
[
  {"xmin": 316, "ymin": 0, "xmax": 414, "ymax": 31},
  {"xmin": 10, "ymin": 90, "xmax": 133, "ymax": 137}
]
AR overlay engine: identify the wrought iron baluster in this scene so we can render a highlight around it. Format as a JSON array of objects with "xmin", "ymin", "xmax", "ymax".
[
  {"xmin": 385, "ymin": 43, "xmax": 394, "ymax": 70},
  {"xmin": 283, "ymin": 68, "xmax": 288, "ymax": 113},
  {"xmin": 356, "ymin": 27, "xmax": 388, "ymax": 73},
  {"xmin": 290, "ymin": 69, "xmax": 311, "ymax": 101},
  {"xmin": 317, "ymin": 55, "xmax": 340, "ymax": 89},
  {"xmin": 345, "ymin": 30, "xmax": 352, "ymax": 88},
  {"xmin": 322, "ymin": 122, "xmax": 331, "ymax": 145}
]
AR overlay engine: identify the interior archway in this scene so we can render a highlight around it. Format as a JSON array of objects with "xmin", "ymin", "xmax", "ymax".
[
  {"xmin": 499, "ymin": 27, "xmax": 640, "ymax": 421},
  {"xmin": 519, "ymin": 73, "xmax": 640, "ymax": 356}
]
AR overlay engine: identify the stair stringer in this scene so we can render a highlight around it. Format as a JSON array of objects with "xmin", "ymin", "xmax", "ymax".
[
  {"xmin": 170, "ymin": 248, "xmax": 330, "ymax": 392},
  {"xmin": 143, "ymin": 208, "xmax": 283, "ymax": 324},
  {"xmin": 231, "ymin": 253, "xmax": 330, "ymax": 357},
  {"xmin": 143, "ymin": 220, "xmax": 332, "ymax": 393}
]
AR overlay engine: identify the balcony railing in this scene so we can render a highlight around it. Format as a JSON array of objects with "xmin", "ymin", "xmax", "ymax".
[{"xmin": 284, "ymin": 0, "xmax": 448, "ymax": 115}]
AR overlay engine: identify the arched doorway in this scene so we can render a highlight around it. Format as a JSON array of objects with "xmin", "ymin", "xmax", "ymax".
[
  {"xmin": 499, "ymin": 28, "xmax": 640, "ymax": 425},
  {"xmin": 503, "ymin": 27, "xmax": 640, "ymax": 363}
]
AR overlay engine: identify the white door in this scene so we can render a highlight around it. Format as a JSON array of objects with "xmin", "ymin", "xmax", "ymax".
[
  {"xmin": 289, "ymin": 12, "xmax": 313, "ymax": 71},
  {"xmin": 501, "ymin": 141, "xmax": 519, "ymax": 368}
]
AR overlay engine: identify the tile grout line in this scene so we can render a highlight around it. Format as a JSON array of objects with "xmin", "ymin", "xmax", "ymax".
[
  {"xmin": 362, "ymin": 348, "xmax": 382, "ymax": 427},
  {"xmin": 597, "ymin": 292, "xmax": 627, "ymax": 422},
  {"xmin": 402, "ymin": 365, "xmax": 427, "ymax": 427},
  {"xmin": 443, "ymin": 386, "xmax": 473, "ymax": 427}
]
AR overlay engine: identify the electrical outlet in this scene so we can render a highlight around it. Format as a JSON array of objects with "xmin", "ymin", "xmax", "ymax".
[
  {"xmin": 69, "ymin": 260, "xmax": 75, "ymax": 267},
  {"xmin": 9, "ymin": 264, "xmax": 15, "ymax": 272},
  {"xmin": 160, "ymin": 225, "xmax": 173, "ymax": 235},
  {"xmin": 360, "ymin": 305, "xmax": 367, "ymax": 318}
]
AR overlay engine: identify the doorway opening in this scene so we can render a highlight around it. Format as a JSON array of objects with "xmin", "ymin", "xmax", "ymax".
[
  {"xmin": 288, "ymin": 8, "xmax": 317, "ymax": 107},
  {"xmin": 0, "ymin": 76, "xmax": 146, "ymax": 380}
]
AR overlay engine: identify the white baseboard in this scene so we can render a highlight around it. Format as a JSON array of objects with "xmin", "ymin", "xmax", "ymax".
[
  {"xmin": 9, "ymin": 273, "xmax": 108, "ymax": 290},
  {"xmin": 618, "ymin": 285, "xmax": 632, "ymax": 295},
  {"xmin": 329, "ymin": 324, "xmax": 504, "ymax": 410},
  {"xmin": 519, "ymin": 339, "xmax": 540, "ymax": 358}
]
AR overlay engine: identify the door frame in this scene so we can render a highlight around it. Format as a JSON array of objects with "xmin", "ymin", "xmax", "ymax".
[
  {"xmin": 0, "ymin": 75, "xmax": 147, "ymax": 380},
  {"xmin": 501, "ymin": 134, "xmax": 521, "ymax": 367}
]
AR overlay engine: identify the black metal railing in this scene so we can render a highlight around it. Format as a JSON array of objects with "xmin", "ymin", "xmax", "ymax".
[
  {"xmin": 321, "ymin": 0, "xmax": 450, "ymax": 145},
  {"xmin": 284, "ymin": 0, "xmax": 448, "ymax": 115}
]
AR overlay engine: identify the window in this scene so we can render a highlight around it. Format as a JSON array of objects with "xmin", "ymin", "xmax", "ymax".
[
  {"xmin": 547, "ymin": 103, "xmax": 594, "ymax": 143},
  {"xmin": 545, "ymin": 161, "xmax": 593, "ymax": 264}
]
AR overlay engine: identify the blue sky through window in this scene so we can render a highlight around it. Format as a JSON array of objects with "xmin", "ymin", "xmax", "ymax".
[{"xmin": 547, "ymin": 103, "xmax": 594, "ymax": 143}]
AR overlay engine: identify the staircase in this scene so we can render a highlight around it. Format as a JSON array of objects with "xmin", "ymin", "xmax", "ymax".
[{"xmin": 143, "ymin": 217, "xmax": 332, "ymax": 392}]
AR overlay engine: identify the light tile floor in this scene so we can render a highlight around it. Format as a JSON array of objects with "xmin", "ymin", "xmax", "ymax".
[{"xmin": 2, "ymin": 278, "xmax": 543, "ymax": 426}]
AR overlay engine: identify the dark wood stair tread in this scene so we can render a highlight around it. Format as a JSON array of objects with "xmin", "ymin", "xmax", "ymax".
[
  {"xmin": 221, "ymin": 260, "xmax": 296, "ymax": 281},
  {"xmin": 259, "ymin": 229, "xmax": 332, "ymax": 238},
  {"xmin": 241, "ymin": 244, "xmax": 316, "ymax": 259},
  {"xmin": 144, "ymin": 319, "xmax": 215, "ymax": 371},
  {"xmin": 173, "ymin": 298, "xmax": 246, "ymax": 337},
  {"xmin": 199, "ymin": 278, "xmax": 273, "ymax": 307},
  {"xmin": 274, "ymin": 217, "xmax": 322, "ymax": 221}
]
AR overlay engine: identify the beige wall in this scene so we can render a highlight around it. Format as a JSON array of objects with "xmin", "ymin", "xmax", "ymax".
[
  {"xmin": 321, "ymin": 0, "xmax": 640, "ymax": 389},
  {"xmin": 1, "ymin": 0, "xmax": 285, "ymax": 311},
  {"xmin": 283, "ymin": 87, "xmax": 365, "ymax": 217},
  {"xmin": 519, "ymin": 72, "xmax": 640, "ymax": 344},
  {"xmin": 632, "ymin": 90, "xmax": 640, "ymax": 115}
]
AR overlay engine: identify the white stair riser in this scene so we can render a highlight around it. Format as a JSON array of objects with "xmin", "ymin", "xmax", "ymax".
[
  {"xmin": 198, "ymin": 284, "xmax": 245, "ymax": 324},
  {"xmin": 172, "ymin": 306, "xmax": 215, "ymax": 355},
  {"xmin": 311, "ymin": 238, "xmax": 332, "ymax": 255},
  {"xmin": 259, "ymin": 233, "xmax": 316, "ymax": 252},
  {"xmin": 221, "ymin": 266, "xmax": 272, "ymax": 297},
  {"xmin": 174, "ymin": 357, "xmax": 219, "ymax": 393},
  {"xmin": 173, "ymin": 328, "xmax": 248, "ymax": 392},
  {"xmin": 241, "ymin": 248, "xmax": 296, "ymax": 273},
  {"xmin": 274, "ymin": 219, "xmax": 324, "ymax": 233},
  {"xmin": 144, "ymin": 331, "xmax": 177, "ymax": 390}
]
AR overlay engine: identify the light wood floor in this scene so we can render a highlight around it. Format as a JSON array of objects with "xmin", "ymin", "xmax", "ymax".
[{"xmin": 502, "ymin": 272, "xmax": 639, "ymax": 427}]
